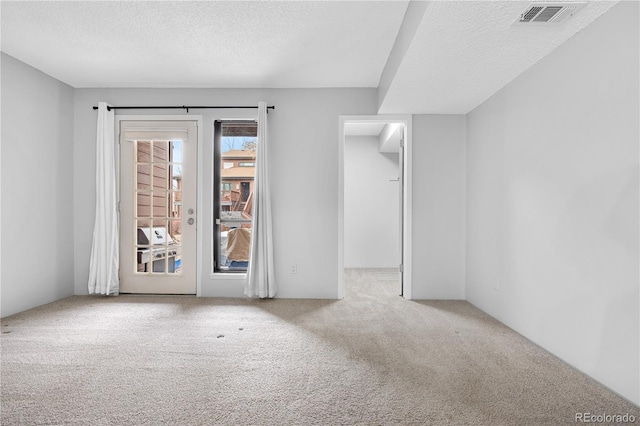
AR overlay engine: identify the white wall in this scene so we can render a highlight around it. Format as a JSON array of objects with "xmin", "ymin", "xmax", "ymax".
[
  {"xmin": 344, "ymin": 135, "xmax": 399, "ymax": 268},
  {"xmin": 1, "ymin": 53, "xmax": 75, "ymax": 317},
  {"xmin": 73, "ymin": 88, "xmax": 377, "ymax": 299},
  {"xmin": 466, "ymin": 2, "xmax": 639, "ymax": 405},
  {"xmin": 411, "ymin": 115, "xmax": 466, "ymax": 299}
]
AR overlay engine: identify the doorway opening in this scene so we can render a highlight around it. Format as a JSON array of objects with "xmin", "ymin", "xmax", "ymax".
[{"xmin": 338, "ymin": 115, "xmax": 412, "ymax": 300}]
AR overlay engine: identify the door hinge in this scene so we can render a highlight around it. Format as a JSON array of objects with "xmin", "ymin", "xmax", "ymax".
[
  {"xmin": 400, "ymin": 137, "xmax": 405, "ymax": 148},
  {"xmin": 399, "ymin": 264, "xmax": 404, "ymax": 273}
]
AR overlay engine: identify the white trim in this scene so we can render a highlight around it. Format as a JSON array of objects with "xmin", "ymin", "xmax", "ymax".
[
  {"xmin": 404, "ymin": 117, "xmax": 413, "ymax": 300},
  {"xmin": 115, "ymin": 115, "xmax": 203, "ymax": 297},
  {"xmin": 338, "ymin": 120, "xmax": 345, "ymax": 299},
  {"xmin": 338, "ymin": 115, "xmax": 413, "ymax": 300},
  {"xmin": 209, "ymin": 273, "xmax": 246, "ymax": 280}
]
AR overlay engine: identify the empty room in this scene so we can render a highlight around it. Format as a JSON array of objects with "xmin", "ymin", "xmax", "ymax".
[{"xmin": 1, "ymin": 1, "xmax": 638, "ymax": 424}]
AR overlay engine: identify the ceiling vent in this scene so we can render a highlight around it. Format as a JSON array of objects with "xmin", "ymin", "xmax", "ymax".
[{"xmin": 514, "ymin": 2, "xmax": 586, "ymax": 24}]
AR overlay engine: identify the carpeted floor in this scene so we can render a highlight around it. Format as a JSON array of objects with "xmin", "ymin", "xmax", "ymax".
[{"xmin": 1, "ymin": 269, "xmax": 637, "ymax": 425}]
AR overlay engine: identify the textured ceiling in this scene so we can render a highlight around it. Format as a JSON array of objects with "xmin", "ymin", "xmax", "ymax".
[
  {"xmin": 0, "ymin": 1, "xmax": 619, "ymax": 114},
  {"xmin": 0, "ymin": 1, "xmax": 408, "ymax": 88},
  {"xmin": 378, "ymin": 1, "xmax": 618, "ymax": 114}
]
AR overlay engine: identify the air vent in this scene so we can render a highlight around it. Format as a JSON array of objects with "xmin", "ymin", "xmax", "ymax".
[{"xmin": 514, "ymin": 2, "xmax": 586, "ymax": 24}]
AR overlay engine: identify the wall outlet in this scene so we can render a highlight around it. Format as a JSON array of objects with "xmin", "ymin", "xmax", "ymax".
[
  {"xmin": 290, "ymin": 264, "xmax": 297, "ymax": 274},
  {"xmin": 493, "ymin": 276, "xmax": 500, "ymax": 291}
]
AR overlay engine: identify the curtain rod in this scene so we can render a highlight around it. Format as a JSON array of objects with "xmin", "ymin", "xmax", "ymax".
[{"xmin": 92, "ymin": 105, "xmax": 275, "ymax": 113}]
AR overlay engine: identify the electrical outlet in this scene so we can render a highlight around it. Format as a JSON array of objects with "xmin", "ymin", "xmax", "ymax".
[
  {"xmin": 290, "ymin": 264, "xmax": 297, "ymax": 274},
  {"xmin": 493, "ymin": 276, "xmax": 500, "ymax": 291}
]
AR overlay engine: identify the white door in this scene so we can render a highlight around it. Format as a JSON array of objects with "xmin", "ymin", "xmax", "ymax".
[{"xmin": 119, "ymin": 120, "xmax": 197, "ymax": 294}]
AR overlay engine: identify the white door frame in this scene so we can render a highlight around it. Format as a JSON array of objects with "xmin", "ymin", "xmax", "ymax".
[
  {"xmin": 116, "ymin": 115, "xmax": 204, "ymax": 296},
  {"xmin": 338, "ymin": 115, "xmax": 413, "ymax": 299}
]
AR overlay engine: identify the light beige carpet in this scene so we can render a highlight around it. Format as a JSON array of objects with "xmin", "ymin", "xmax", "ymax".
[{"xmin": 1, "ymin": 269, "xmax": 637, "ymax": 425}]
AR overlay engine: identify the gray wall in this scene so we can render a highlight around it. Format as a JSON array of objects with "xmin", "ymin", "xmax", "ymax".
[
  {"xmin": 466, "ymin": 2, "xmax": 639, "ymax": 404},
  {"xmin": 344, "ymin": 135, "xmax": 399, "ymax": 268},
  {"xmin": 411, "ymin": 115, "xmax": 467, "ymax": 299},
  {"xmin": 73, "ymin": 88, "xmax": 377, "ymax": 298},
  {"xmin": 1, "ymin": 53, "xmax": 75, "ymax": 317}
]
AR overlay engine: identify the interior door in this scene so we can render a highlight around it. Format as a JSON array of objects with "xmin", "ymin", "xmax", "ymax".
[{"xmin": 119, "ymin": 120, "xmax": 197, "ymax": 294}]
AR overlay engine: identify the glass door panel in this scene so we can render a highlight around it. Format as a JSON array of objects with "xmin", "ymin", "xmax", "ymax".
[{"xmin": 120, "ymin": 121, "xmax": 197, "ymax": 294}]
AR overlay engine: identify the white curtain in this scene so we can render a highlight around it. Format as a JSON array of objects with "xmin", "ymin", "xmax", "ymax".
[
  {"xmin": 245, "ymin": 101, "xmax": 276, "ymax": 298},
  {"xmin": 88, "ymin": 102, "xmax": 119, "ymax": 295}
]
